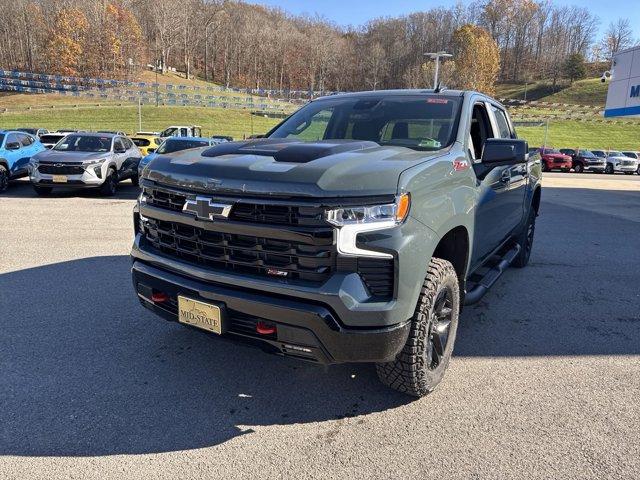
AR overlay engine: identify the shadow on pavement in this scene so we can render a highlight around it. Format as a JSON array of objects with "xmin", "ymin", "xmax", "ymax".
[
  {"xmin": 3, "ymin": 178, "xmax": 140, "ymax": 200},
  {"xmin": 0, "ymin": 186, "xmax": 638, "ymax": 456}
]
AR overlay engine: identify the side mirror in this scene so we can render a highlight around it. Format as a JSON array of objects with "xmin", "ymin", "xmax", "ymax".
[
  {"xmin": 481, "ymin": 139, "xmax": 528, "ymax": 165},
  {"xmin": 6, "ymin": 141, "xmax": 21, "ymax": 150}
]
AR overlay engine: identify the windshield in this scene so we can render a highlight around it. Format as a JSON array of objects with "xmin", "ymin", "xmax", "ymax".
[
  {"xmin": 542, "ymin": 148, "xmax": 562, "ymax": 154},
  {"xmin": 609, "ymin": 151, "xmax": 624, "ymax": 157},
  {"xmin": 623, "ymin": 152, "xmax": 638, "ymax": 159},
  {"xmin": 40, "ymin": 135, "xmax": 64, "ymax": 144},
  {"xmin": 156, "ymin": 139, "xmax": 210, "ymax": 154},
  {"xmin": 268, "ymin": 95, "xmax": 462, "ymax": 151},
  {"xmin": 54, "ymin": 134, "xmax": 112, "ymax": 152},
  {"xmin": 579, "ymin": 150, "xmax": 596, "ymax": 157}
]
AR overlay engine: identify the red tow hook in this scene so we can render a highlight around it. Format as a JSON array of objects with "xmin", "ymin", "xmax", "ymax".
[
  {"xmin": 256, "ymin": 321, "xmax": 277, "ymax": 335},
  {"xmin": 151, "ymin": 292, "xmax": 169, "ymax": 303}
]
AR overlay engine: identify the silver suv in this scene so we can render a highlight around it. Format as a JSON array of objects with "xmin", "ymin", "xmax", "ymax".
[
  {"xmin": 603, "ymin": 151, "xmax": 639, "ymax": 175},
  {"xmin": 30, "ymin": 132, "xmax": 141, "ymax": 195}
]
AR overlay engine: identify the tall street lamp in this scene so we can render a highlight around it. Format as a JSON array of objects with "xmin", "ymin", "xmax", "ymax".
[{"xmin": 423, "ymin": 52, "xmax": 453, "ymax": 89}]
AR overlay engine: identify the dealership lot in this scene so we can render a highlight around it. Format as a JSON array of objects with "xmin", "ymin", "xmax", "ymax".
[{"xmin": 0, "ymin": 173, "xmax": 639, "ymax": 479}]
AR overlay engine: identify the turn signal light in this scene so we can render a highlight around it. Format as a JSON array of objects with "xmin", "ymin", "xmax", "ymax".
[{"xmin": 396, "ymin": 193, "xmax": 410, "ymax": 223}]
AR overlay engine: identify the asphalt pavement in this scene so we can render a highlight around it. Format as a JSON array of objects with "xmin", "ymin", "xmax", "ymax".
[{"xmin": 0, "ymin": 173, "xmax": 639, "ymax": 479}]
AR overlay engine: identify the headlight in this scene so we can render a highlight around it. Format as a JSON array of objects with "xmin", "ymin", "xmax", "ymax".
[
  {"xmin": 326, "ymin": 193, "xmax": 410, "ymax": 258},
  {"xmin": 83, "ymin": 158, "xmax": 106, "ymax": 166}
]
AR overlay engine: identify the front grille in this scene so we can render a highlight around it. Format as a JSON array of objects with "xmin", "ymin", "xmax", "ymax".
[
  {"xmin": 38, "ymin": 164, "xmax": 85, "ymax": 175},
  {"xmin": 143, "ymin": 186, "xmax": 326, "ymax": 226},
  {"xmin": 141, "ymin": 217, "xmax": 335, "ymax": 283}
]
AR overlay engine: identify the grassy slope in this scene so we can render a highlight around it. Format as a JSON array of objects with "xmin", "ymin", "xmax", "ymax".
[
  {"xmin": 0, "ymin": 104, "xmax": 280, "ymax": 139},
  {"xmin": 1, "ymin": 72, "xmax": 638, "ymax": 149},
  {"xmin": 496, "ymin": 78, "xmax": 608, "ymax": 106}
]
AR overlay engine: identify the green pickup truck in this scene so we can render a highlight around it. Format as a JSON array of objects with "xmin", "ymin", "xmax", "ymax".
[{"xmin": 131, "ymin": 89, "xmax": 541, "ymax": 397}]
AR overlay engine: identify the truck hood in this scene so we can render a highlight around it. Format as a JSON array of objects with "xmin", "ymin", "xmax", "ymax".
[
  {"xmin": 33, "ymin": 150, "xmax": 111, "ymax": 163},
  {"xmin": 144, "ymin": 139, "xmax": 443, "ymax": 198}
]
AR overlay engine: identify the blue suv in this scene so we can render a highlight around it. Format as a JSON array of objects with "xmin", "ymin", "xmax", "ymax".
[{"xmin": 0, "ymin": 130, "xmax": 46, "ymax": 192}]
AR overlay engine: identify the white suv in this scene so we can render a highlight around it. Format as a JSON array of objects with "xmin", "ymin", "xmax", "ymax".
[{"xmin": 30, "ymin": 133, "xmax": 141, "ymax": 195}]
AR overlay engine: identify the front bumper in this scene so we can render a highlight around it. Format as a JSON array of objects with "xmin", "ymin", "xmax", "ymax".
[
  {"xmin": 583, "ymin": 162, "xmax": 606, "ymax": 171},
  {"xmin": 132, "ymin": 260, "xmax": 411, "ymax": 364},
  {"xmin": 30, "ymin": 164, "xmax": 106, "ymax": 187},
  {"xmin": 613, "ymin": 164, "xmax": 639, "ymax": 172}
]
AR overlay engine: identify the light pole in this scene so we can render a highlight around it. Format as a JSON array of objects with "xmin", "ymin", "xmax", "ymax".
[{"xmin": 423, "ymin": 51, "xmax": 452, "ymax": 89}]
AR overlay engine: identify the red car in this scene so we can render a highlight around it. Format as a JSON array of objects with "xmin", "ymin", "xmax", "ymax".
[{"xmin": 534, "ymin": 147, "xmax": 572, "ymax": 172}]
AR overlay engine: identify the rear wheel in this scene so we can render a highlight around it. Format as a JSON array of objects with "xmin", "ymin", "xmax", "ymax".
[
  {"xmin": 100, "ymin": 168, "xmax": 118, "ymax": 196},
  {"xmin": 376, "ymin": 258, "xmax": 460, "ymax": 397},
  {"xmin": 33, "ymin": 185, "xmax": 53, "ymax": 196},
  {"xmin": 573, "ymin": 163, "xmax": 583, "ymax": 173},
  {"xmin": 513, "ymin": 205, "xmax": 536, "ymax": 268},
  {"xmin": 0, "ymin": 165, "xmax": 8, "ymax": 193}
]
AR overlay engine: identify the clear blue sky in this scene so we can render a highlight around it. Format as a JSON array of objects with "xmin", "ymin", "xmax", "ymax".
[{"xmin": 250, "ymin": 0, "xmax": 640, "ymax": 39}]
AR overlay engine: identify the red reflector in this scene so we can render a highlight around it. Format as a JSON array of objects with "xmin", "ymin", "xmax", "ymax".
[
  {"xmin": 151, "ymin": 292, "xmax": 169, "ymax": 303},
  {"xmin": 256, "ymin": 321, "xmax": 277, "ymax": 335}
]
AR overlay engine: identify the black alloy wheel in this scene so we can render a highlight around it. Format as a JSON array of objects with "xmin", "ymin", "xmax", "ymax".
[
  {"xmin": 0, "ymin": 165, "xmax": 8, "ymax": 193},
  {"xmin": 427, "ymin": 288, "xmax": 454, "ymax": 370}
]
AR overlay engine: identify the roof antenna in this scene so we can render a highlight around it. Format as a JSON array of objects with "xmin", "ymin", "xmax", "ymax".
[{"xmin": 434, "ymin": 82, "xmax": 446, "ymax": 93}]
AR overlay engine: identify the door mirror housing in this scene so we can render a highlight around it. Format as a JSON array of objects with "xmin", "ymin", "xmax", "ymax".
[
  {"xmin": 6, "ymin": 141, "xmax": 21, "ymax": 150},
  {"xmin": 481, "ymin": 139, "xmax": 528, "ymax": 165}
]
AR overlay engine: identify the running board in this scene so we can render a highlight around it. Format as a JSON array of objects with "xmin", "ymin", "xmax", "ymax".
[{"xmin": 464, "ymin": 244, "xmax": 521, "ymax": 305}]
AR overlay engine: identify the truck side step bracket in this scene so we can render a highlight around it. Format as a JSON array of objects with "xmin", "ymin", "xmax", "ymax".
[{"xmin": 464, "ymin": 244, "xmax": 521, "ymax": 305}]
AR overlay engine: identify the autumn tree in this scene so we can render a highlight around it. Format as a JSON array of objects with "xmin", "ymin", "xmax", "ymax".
[
  {"xmin": 46, "ymin": 8, "xmax": 88, "ymax": 76},
  {"xmin": 451, "ymin": 24, "xmax": 500, "ymax": 95}
]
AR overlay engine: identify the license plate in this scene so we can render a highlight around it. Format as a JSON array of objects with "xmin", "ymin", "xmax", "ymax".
[
  {"xmin": 52, "ymin": 175, "xmax": 67, "ymax": 183},
  {"xmin": 178, "ymin": 296, "xmax": 223, "ymax": 334}
]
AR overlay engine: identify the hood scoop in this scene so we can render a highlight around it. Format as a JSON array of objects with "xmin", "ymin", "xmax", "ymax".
[{"xmin": 201, "ymin": 138, "xmax": 378, "ymax": 163}]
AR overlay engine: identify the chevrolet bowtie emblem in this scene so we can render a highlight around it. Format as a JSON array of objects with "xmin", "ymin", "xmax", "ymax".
[{"xmin": 183, "ymin": 196, "xmax": 232, "ymax": 220}]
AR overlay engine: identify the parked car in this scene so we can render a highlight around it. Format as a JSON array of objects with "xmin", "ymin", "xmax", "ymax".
[
  {"xmin": 0, "ymin": 130, "xmax": 46, "ymax": 192},
  {"xmin": 131, "ymin": 134, "xmax": 163, "ymax": 156},
  {"xmin": 30, "ymin": 132, "xmax": 141, "ymax": 196},
  {"xmin": 622, "ymin": 151, "xmax": 640, "ymax": 174},
  {"xmin": 210, "ymin": 135, "xmax": 234, "ymax": 142},
  {"xmin": 158, "ymin": 125, "xmax": 202, "ymax": 138},
  {"xmin": 131, "ymin": 89, "xmax": 541, "ymax": 397},
  {"xmin": 97, "ymin": 130, "xmax": 128, "ymax": 136},
  {"xmin": 604, "ymin": 151, "xmax": 639, "ymax": 175},
  {"xmin": 138, "ymin": 136, "xmax": 226, "ymax": 177},
  {"xmin": 39, "ymin": 133, "xmax": 67, "ymax": 149},
  {"xmin": 559, "ymin": 148, "xmax": 606, "ymax": 173},
  {"xmin": 16, "ymin": 127, "xmax": 49, "ymax": 138},
  {"xmin": 535, "ymin": 147, "xmax": 572, "ymax": 172}
]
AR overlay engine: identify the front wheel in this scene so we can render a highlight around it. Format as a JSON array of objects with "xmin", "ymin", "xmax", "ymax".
[
  {"xmin": 541, "ymin": 162, "xmax": 549, "ymax": 172},
  {"xmin": 0, "ymin": 165, "xmax": 8, "ymax": 193},
  {"xmin": 573, "ymin": 163, "xmax": 583, "ymax": 173},
  {"xmin": 99, "ymin": 168, "xmax": 118, "ymax": 196},
  {"xmin": 376, "ymin": 258, "xmax": 460, "ymax": 397},
  {"xmin": 605, "ymin": 164, "xmax": 614, "ymax": 174}
]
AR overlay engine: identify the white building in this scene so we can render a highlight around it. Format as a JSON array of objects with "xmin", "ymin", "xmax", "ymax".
[{"xmin": 604, "ymin": 45, "xmax": 640, "ymax": 118}]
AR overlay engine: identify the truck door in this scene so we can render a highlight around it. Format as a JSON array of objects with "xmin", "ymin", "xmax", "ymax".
[
  {"xmin": 469, "ymin": 101, "xmax": 523, "ymax": 267},
  {"xmin": 489, "ymin": 104, "xmax": 527, "ymax": 236}
]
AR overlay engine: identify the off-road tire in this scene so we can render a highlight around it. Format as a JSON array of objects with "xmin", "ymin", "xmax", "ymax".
[
  {"xmin": 0, "ymin": 165, "xmax": 8, "ymax": 193},
  {"xmin": 376, "ymin": 258, "xmax": 460, "ymax": 397},
  {"xmin": 33, "ymin": 185, "xmax": 53, "ymax": 196},
  {"xmin": 513, "ymin": 205, "xmax": 536, "ymax": 268},
  {"xmin": 100, "ymin": 168, "xmax": 118, "ymax": 196}
]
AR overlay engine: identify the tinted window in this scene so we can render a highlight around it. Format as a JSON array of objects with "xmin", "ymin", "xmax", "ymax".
[
  {"xmin": 156, "ymin": 139, "xmax": 210, "ymax": 154},
  {"xmin": 114, "ymin": 138, "xmax": 125, "ymax": 151},
  {"xmin": 0, "ymin": 134, "xmax": 4, "ymax": 146},
  {"xmin": 579, "ymin": 150, "xmax": 596, "ymax": 158},
  {"xmin": 6, "ymin": 133, "xmax": 20, "ymax": 147},
  {"xmin": 122, "ymin": 138, "xmax": 134, "ymax": 149},
  {"xmin": 18, "ymin": 134, "xmax": 34, "ymax": 146},
  {"xmin": 491, "ymin": 106, "xmax": 513, "ymax": 139},
  {"xmin": 40, "ymin": 135, "xmax": 64, "ymax": 144},
  {"xmin": 622, "ymin": 152, "xmax": 638, "ymax": 159},
  {"xmin": 269, "ymin": 95, "xmax": 462, "ymax": 151},
  {"xmin": 54, "ymin": 135, "xmax": 112, "ymax": 152},
  {"xmin": 132, "ymin": 138, "xmax": 150, "ymax": 147}
]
